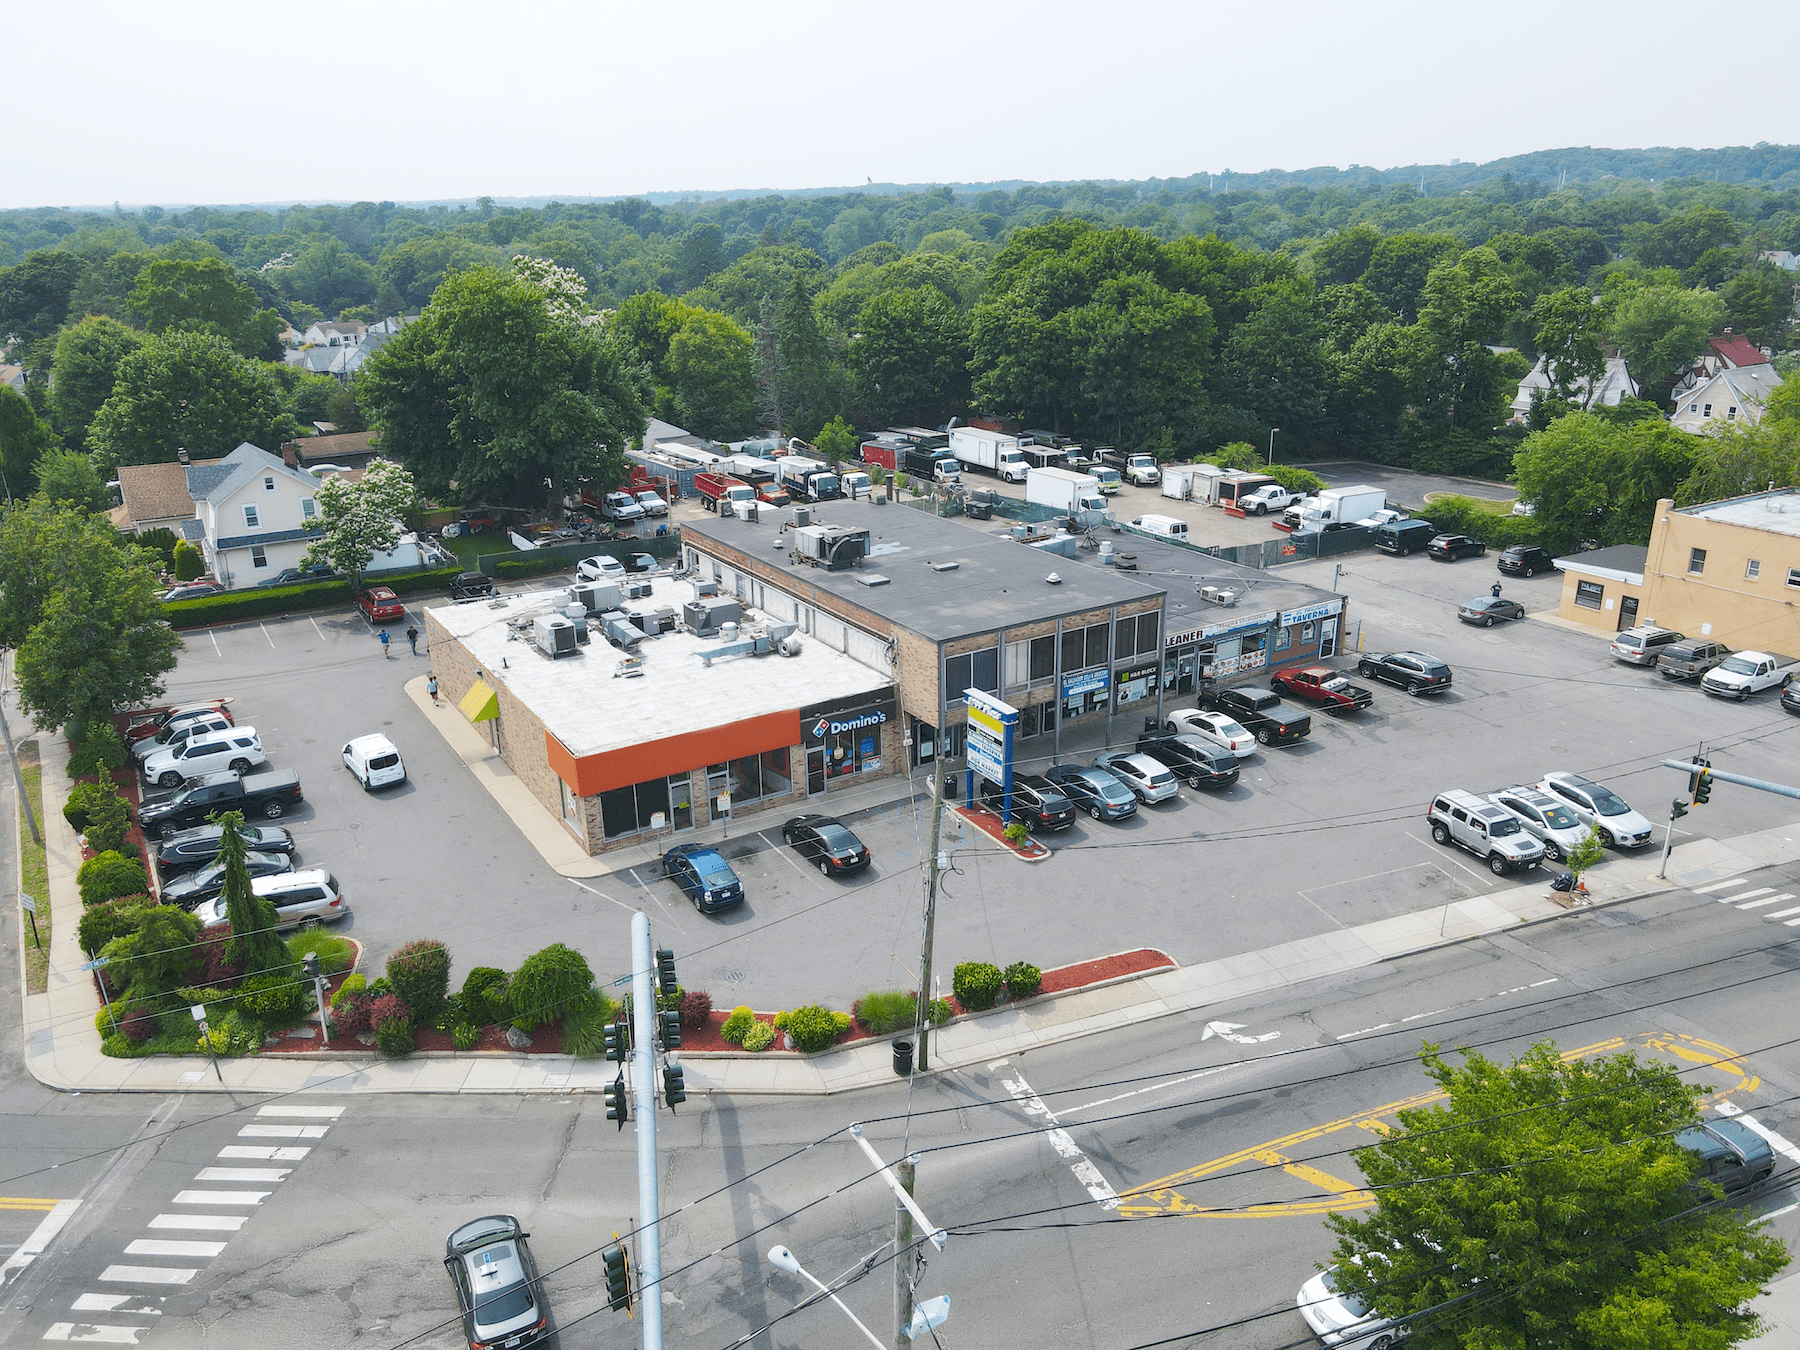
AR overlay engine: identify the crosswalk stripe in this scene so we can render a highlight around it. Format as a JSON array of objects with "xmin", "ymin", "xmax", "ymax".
[
  {"xmin": 124, "ymin": 1240, "xmax": 226, "ymax": 1259},
  {"xmin": 194, "ymin": 1168, "xmax": 288, "ymax": 1183},
  {"xmin": 148, "ymin": 1214, "xmax": 245, "ymax": 1232},
  {"xmin": 1726, "ymin": 888, "xmax": 1776, "ymax": 904},
  {"xmin": 1737, "ymin": 897, "xmax": 1787, "ymax": 910},
  {"xmin": 236, "ymin": 1125, "xmax": 327, "ymax": 1139},
  {"xmin": 42, "ymin": 1324, "xmax": 142, "ymax": 1344},
  {"xmin": 97, "ymin": 1267, "xmax": 196, "ymax": 1285},
  {"xmin": 217, "ymin": 1146, "xmax": 308, "ymax": 1161},
  {"xmin": 1786, "ymin": 917, "xmax": 1800, "ymax": 927},
  {"xmin": 254, "ymin": 1105, "xmax": 342, "ymax": 1119},
  {"xmin": 171, "ymin": 1190, "xmax": 267, "ymax": 1206},
  {"xmin": 70, "ymin": 1295, "xmax": 161, "ymax": 1315},
  {"xmin": 1764, "ymin": 906, "xmax": 1800, "ymax": 921},
  {"xmin": 1695, "ymin": 878, "xmax": 1751, "ymax": 894}
]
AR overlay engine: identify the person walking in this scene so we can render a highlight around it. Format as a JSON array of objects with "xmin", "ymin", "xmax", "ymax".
[
  {"xmin": 1491, "ymin": 581, "xmax": 1503, "ymax": 599},
  {"xmin": 406, "ymin": 625, "xmax": 419, "ymax": 656},
  {"xmin": 379, "ymin": 628, "xmax": 393, "ymax": 659},
  {"xmin": 427, "ymin": 674, "xmax": 439, "ymax": 704}
]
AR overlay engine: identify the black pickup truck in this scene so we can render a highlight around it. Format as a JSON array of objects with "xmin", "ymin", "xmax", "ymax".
[
  {"xmin": 137, "ymin": 769, "xmax": 304, "ymax": 839},
  {"xmin": 1200, "ymin": 686, "xmax": 1313, "ymax": 746}
]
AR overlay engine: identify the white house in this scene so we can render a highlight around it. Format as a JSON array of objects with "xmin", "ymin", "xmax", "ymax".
[
  {"xmin": 300, "ymin": 320, "xmax": 368, "ymax": 348},
  {"xmin": 1509, "ymin": 355, "xmax": 1637, "ymax": 422},
  {"xmin": 1670, "ymin": 365, "xmax": 1785, "ymax": 435},
  {"xmin": 184, "ymin": 442, "xmax": 328, "ymax": 588}
]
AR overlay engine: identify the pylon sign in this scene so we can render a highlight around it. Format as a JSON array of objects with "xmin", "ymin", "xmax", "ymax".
[{"xmin": 964, "ymin": 688, "xmax": 1020, "ymax": 817}]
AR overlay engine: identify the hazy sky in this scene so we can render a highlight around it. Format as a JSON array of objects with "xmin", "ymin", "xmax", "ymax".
[{"xmin": 11, "ymin": 0, "xmax": 1798, "ymax": 209}]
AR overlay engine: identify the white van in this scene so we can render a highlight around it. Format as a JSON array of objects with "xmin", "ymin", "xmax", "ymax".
[
  {"xmin": 342, "ymin": 733, "xmax": 406, "ymax": 790},
  {"xmin": 1130, "ymin": 514, "xmax": 1190, "ymax": 542}
]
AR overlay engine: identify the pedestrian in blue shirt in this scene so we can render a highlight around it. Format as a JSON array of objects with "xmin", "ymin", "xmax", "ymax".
[{"xmin": 379, "ymin": 629, "xmax": 393, "ymax": 659}]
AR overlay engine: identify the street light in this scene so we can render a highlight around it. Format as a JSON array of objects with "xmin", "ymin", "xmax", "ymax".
[
  {"xmin": 766, "ymin": 1246, "xmax": 885, "ymax": 1350},
  {"xmin": 1267, "ymin": 427, "xmax": 1280, "ymax": 465}
]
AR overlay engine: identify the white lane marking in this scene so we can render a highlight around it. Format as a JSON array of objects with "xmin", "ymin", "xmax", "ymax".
[
  {"xmin": 1764, "ymin": 906, "xmax": 1800, "ymax": 921},
  {"xmin": 995, "ymin": 1061, "xmax": 1121, "ymax": 1210},
  {"xmin": 123, "ymin": 1240, "xmax": 225, "ymax": 1259},
  {"xmin": 622, "ymin": 867, "xmax": 687, "ymax": 933},
  {"xmin": 763, "ymin": 832, "xmax": 825, "ymax": 886},
  {"xmin": 0, "ymin": 1197, "xmax": 80, "ymax": 1282},
  {"xmin": 41, "ymin": 1324, "xmax": 142, "ymax": 1344},
  {"xmin": 567, "ymin": 876, "xmax": 635, "ymax": 914},
  {"xmin": 171, "ymin": 1191, "xmax": 267, "ymax": 1206},
  {"xmin": 259, "ymin": 623, "xmax": 275, "ymax": 649},
  {"xmin": 194, "ymin": 1168, "xmax": 288, "ymax": 1183},
  {"xmin": 1736, "ymin": 896, "xmax": 1788, "ymax": 910},
  {"xmin": 1726, "ymin": 888, "xmax": 1777, "ymax": 904},
  {"xmin": 1694, "ymin": 878, "xmax": 1750, "ymax": 895},
  {"xmin": 1061, "ymin": 1064, "xmax": 1233, "ymax": 1117},
  {"xmin": 236, "ymin": 1124, "xmax": 327, "ymax": 1139},
  {"xmin": 208, "ymin": 632, "xmax": 221, "ymax": 658},
  {"xmin": 255, "ymin": 1104, "xmax": 342, "ymax": 1118},
  {"xmin": 1336, "ymin": 979, "xmax": 1559, "ymax": 1041},
  {"xmin": 1404, "ymin": 830, "xmax": 1495, "ymax": 888},
  {"xmin": 1784, "ymin": 917, "xmax": 1800, "ymax": 927},
  {"xmin": 70, "ymin": 1295, "xmax": 160, "ymax": 1315},
  {"xmin": 97, "ymin": 1267, "xmax": 195, "ymax": 1285},
  {"xmin": 309, "ymin": 616, "xmax": 325, "ymax": 640},
  {"xmin": 1763, "ymin": 1202, "xmax": 1799, "ymax": 1220},
  {"xmin": 217, "ymin": 1146, "xmax": 308, "ymax": 1161},
  {"xmin": 148, "ymin": 1215, "xmax": 245, "ymax": 1232},
  {"xmin": 1716, "ymin": 1103, "xmax": 1800, "ymax": 1168},
  {"xmin": 1202, "ymin": 1020, "xmax": 1278, "ymax": 1044}
]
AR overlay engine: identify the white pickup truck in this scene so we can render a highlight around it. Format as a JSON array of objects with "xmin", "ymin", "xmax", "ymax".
[
  {"xmin": 1239, "ymin": 483, "xmax": 1296, "ymax": 517},
  {"xmin": 1700, "ymin": 650, "xmax": 1800, "ymax": 701}
]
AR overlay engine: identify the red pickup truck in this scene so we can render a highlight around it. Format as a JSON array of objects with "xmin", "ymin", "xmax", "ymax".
[
  {"xmin": 694, "ymin": 472, "xmax": 756, "ymax": 513},
  {"xmin": 1270, "ymin": 666, "xmax": 1374, "ymax": 713}
]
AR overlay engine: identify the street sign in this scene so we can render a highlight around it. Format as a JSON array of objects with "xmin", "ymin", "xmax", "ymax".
[
  {"xmin": 613, "ymin": 975, "xmax": 633, "ymax": 988},
  {"xmin": 966, "ymin": 729, "xmax": 1005, "ymax": 783},
  {"xmin": 81, "ymin": 956, "xmax": 110, "ymax": 972},
  {"xmin": 20, "ymin": 893, "xmax": 35, "ymax": 914}
]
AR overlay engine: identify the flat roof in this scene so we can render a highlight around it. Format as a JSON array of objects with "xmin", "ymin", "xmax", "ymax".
[
  {"xmin": 1097, "ymin": 530, "xmax": 1345, "ymax": 639},
  {"xmin": 685, "ymin": 500, "xmax": 1167, "ymax": 640},
  {"xmin": 1554, "ymin": 544, "xmax": 1647, "ymax": 583},
  {"xmin": 427, "ymin": 579, "xmax": 890, "ymax": 759},
  {"xmin": 1679, "ymin": 489, "xmax": 1800, "ymax": 539}
]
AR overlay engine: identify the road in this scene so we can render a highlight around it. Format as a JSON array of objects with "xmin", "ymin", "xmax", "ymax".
[{"xmin": 5, "ymin": 856, "xmax": 1796, "ymax": 1348}]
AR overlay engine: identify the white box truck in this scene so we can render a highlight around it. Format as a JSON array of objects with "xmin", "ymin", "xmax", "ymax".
[
  {"xmin": 1026, "ymin": 467, "xmax": 1111, "ymax": 526},
  {"xmin": 949, "ymin": 427, "xmax": 1030, "ymax": 482},
  {"xmin": 1284, "ymin": 484, "xmax": 1387, "ymax": 531},
  {"xmin": 1161, "ymin": 467, "xmax": 1194, "ymax": 501}
]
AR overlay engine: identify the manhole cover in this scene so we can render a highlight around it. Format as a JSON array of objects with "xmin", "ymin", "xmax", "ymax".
[{"xmin": 724, "ymin": 970, "xmax": 745, "ymax": 982}]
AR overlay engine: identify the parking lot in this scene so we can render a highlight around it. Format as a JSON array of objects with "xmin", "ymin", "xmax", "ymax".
[{"xmin": 148, "ymin": 546, "xmax": 1800, "ymax": 1014}]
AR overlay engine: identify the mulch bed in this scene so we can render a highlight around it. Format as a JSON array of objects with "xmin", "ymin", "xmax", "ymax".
[{"xmin": 953, "ymin": 803, "xmax": 1051, "ymax": 859}]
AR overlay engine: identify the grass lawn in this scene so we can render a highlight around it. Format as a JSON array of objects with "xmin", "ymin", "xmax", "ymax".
[
  {"xmin": 18, "ymin": 741, "xmax": 49, "ymax": 993},
  {"xmin": 442, "ymin": 532, "xmax": 517, "ymax": 568}
]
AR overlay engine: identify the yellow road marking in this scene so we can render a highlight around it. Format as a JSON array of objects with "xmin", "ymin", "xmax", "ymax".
[
  {"xmin": 1117, "ymin": 1031, "xmax": 1758, "ymax": 1219},
  {"xmin": 0, "ymin": 1198, "xmax": 62, "ymax": 1212}
]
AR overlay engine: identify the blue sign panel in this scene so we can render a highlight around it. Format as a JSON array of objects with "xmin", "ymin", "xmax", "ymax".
[{"xmin": 1061, "ymin": 668, "xmax": 1111, "ymax": 699}]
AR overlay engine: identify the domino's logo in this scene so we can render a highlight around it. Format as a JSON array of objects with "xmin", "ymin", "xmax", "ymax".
[{"xmin": 812, "ymin": 718, "xmax": 831, "ymax": 739}]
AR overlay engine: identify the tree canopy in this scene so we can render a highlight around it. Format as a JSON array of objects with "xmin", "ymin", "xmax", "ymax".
[
  {"xmin": 302, "ymin": 459, "xmax": 414, "ymax": 585},
  {"xmin": 86, "ymin": 331, "xmax": 294, "ymax": 471}
]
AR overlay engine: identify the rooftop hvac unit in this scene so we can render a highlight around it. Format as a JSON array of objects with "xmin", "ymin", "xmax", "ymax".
[
  {"xmin": 621, "ymin": 579, "xmax": 653, "ymax": 600},
  {"xmin": 790, "ymin": 524, "xmax": 870, "ymax": 571},
  {"xmin": 599, "ymin": 610, "xmax": 643, "ymax": 649},
  {"xmin": 1098, "ymin": 540, "xmax": 1115, "ymax": 565},
  {"xmin": 629, "ymin": 606, "xmax": 676, "ymax": 635},
  {"xmin": 682, "ymin": 596, "xmax": 742, "ymax": 636},
  {"xmin": 1199, "ymin": 585, "xmax": 1219, "ymax": 602},
  {"xmin": 694, "ymin": 579, "xmax": 720, "ymax": 598},
  {"xmin": 570, "ymin": 582, "xmax": 620, "ymax": 614},
  {"xmin": 792, "ymin": 506, "xmax": 812, "ymax": 528},
  {"xmin": 1215, "ymin": 590, "xmax": 1236, "ymax": 607},
  {"xmin": 533, "ymin": 614, "xmax": 578, "ymax": 659}
]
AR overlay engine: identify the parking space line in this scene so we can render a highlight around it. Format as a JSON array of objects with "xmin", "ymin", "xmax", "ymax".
[
  {"xmin": 762, "ymin": 831, "xmax": 825, "ymax": 887},
  {"xmin": 207, "ymin": 632, "xmax": 221, "ymax": 658},
  {"xmin": 567, "ymin": 877, "xmax": 635, "ymax": 914},
  {"xmin": 623, "ymin": 868, "xmax": 686, "ymax": 934},
  {"xmin": 258, "ymin": 623, "xmax": 275, "ymax": 649},
  {"xmin": 1402, "ymin": 831, "xmax": 1495, "ymax": 889},
  {"xmin": 309, "ymin": 616, "xmax": 325, "ymax": 640}
]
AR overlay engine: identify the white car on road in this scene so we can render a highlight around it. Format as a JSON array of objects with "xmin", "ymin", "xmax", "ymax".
[
  {"xmin": 1487, "ymin": 787, "xmax": 1591, "ymax": 863},
  {"xmin": 1162, "ymin": 708, "xmax": 1256, "ymax": 758},
  {"xmin": 1536, "ymin": 771, "xmax": 1655, "ymax": 849},
  {"xmin": 577, "ymin": 554, "xmax": 625, "ymax": 581},
  {"xmin": 342, "ymin": 733, "xmax": 406, "ymax": 790},
  {"xmin": 1297, "ymin": 1265, "xmax": 1403, "ymax": 1349}
]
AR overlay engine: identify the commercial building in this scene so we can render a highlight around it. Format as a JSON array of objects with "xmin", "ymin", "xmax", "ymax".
[
  {"xmin": 424, "ymin": 576, "xmax": 900, "ymax": 854},
  {"xmin": 1553, "ymin": 491, "xmax": 1800, "ymax": 647}
]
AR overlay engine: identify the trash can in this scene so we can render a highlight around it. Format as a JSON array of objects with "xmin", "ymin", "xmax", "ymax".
[
  {"xmin": 892, "ymin": 1038, "xmax": 914, "ymax": 1077},
  {"xmin": 942, "ymin": 773, "xmax": 958, "ymax": 800}
]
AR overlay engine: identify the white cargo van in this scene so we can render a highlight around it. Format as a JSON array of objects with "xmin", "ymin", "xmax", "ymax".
[{"xmin": 1130, "ymin": 514, "xmax": 1190, "ymax": 541}]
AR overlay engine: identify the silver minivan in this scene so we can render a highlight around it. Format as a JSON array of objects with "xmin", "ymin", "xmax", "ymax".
[
  {"xmin": 1611, "ymin": 625, "xmax": 1684, "ymax": 666},
  {"xmin": 1428, "ymin": 789, "xmax": 1546, "ymax": 875}
]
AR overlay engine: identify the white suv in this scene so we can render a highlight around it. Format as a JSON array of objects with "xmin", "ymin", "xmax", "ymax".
[
  {"xmin": 141, "ymin": 727, "xmax": 266, "ymax": 788},
  {"xmin": 1427, "ymin": 789, "xmax": 1546, "ymax": 875},
  {"xmin": 195, "ymin": 869, "xmax": 346, "ymax": 931},
  {"xmin": 1537, "ymin": 772, "xmax": 1655, "ymax": 848}
]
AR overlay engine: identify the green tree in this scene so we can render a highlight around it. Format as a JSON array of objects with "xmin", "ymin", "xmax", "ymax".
[
  {"xmin": 128, "ymin": 257, "xmax": 284, "ymax": 360},
  {"xmin": 1216, "ymin": 282, "xmax": 1330, "ymax": 445},
  {"xmin": 282, "ymin": 238, "xmax": 377, "ymax": 317},
  {"xmin": 684, "ymin": 245, "xmax": 829, "ymax": 326},
  {"xmin": 1624, "ymin": 203, "xmax": 1742, "ymax": 273},
  {"xmin": 216, "ymin": 812, "xmax": 287, "ymax": 976},
  {"xmin": 0, "ymin": 252, "xmax": 86, "ymax": 353},
  {"xmin": 1533, "ymin": 287, "xmax": 1609, "ymax": 409},
  {"xmin": 674, "ymin": 221, "xmax": 726, "ymax": 292},
  {"xmin": 85, "ymin": 331, "xmax": 295, "ymax": 472},
  {"xmin": 1328, "ymin": 1042, "xmax": 1787, "ymax": 1350},
  {"xmin": 358, "ymin": 264, "xmax": 647, "ymax": 510},
  {"xmin": 0, "ymin": 385, "xmax": 58, "ymax": 497},
  {"xmin": 34, "ymin": 448, "xmax": 110, "ymax": 513},
  {"xmin": 101, "ymin": 904, "xmax": 202, "ymax": 1003},
  {"xmin": 1720, "ymin": 261, "xmax": 1794, "ymax": 349},
  {"xmin": 301, "ymin": 458, "xmax": 415, "ymax": 588},
  {"xmin": 813, "ymin": 415, "xmax": 856, "ymax": 464},
  {"xmin": 772, "ymin": 273, "xmax": 847, "ymax": 440},
  {"xmin": 49, "ymin": 316, "xmax": 143, "ymax": 448},
  {"xmin": 1677, "ymin": 381, "xmax": 1800, "ymax": 504},
  {"xmin": 374, "ymin": 234, "xmax": 497, "ymax": 313},
  {"xmin": 1415, "ymin": 247, "xmax": 1522, "ymax": 429},
  {"xmin": 1360, "ymin": 232, "xmax": 1463, "ymax": 322},
  {"xmin": 1604, "ymin": 279, "xmax": 1726, "ymax": 406},
  {"xmin": 849, "ymin": 287, "xmax": 972, "ymax": 425},
  {"xmin": 1513, "ymin": 412, "xmax": 1698, "ymax": 551},
  {"xmin": 665, "ymin": 308, "xmax": 758, "ymax": 441},
  {"xmin": 506, "ymin": 942, "xmax": 594, "ymax": 1030}
]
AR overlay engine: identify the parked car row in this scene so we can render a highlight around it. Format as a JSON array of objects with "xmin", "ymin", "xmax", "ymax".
[
  {"xmin": 1428, "ymin": 768, "xmax": 1659, "ymax": 878},
  {"xmin": 1612, "ymin": 625, "xmax": 1800, "ymax": 703}
]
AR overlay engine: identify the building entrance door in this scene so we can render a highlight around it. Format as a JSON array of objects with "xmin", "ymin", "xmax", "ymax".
[
  {"xmin": 807, "ymin": 747, "xmax": 828, "ymax": 795},
  {"xmin": 1618, "ymin": 595, "xmax": 1639, "ymax": 631},
  {"xmin": 1320, "ymin": 618, "xmax": 1338, "ymax": 659}
]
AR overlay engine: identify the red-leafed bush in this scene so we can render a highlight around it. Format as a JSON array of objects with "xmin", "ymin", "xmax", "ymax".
[
  {"xmin": 679, "ymin": 989, "xmax": 714, "ymax": 1032},
  {"xmin": 331, "ymin": 994, "xmax": 372, "ymax": 1038},
  {"xmin": 370, "ymin": 993, "xmax": 412, "ymax": 1031},
  {"xmin": 122, "ymin": 1010, "xmax": 159, "ymax": 1043},
  {"xmin": 193, "ymin": 923, "xmax": 246, "ymax": 986}
]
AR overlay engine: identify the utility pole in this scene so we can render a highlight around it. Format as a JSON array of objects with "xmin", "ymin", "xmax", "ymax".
[
  {"xmin": 629, "ymin": 912, "xmax": 665, "ymax": 1350},
  {"xmin": 913, "ymin": 777, "xmax": 946, "ymax": 1071},
  {"xmin": 893, "ymin": 1156, "xmax": 915, "ymax": 1348}
]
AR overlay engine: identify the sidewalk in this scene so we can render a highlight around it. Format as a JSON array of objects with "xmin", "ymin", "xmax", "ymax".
[{"xmin": 21, "ymin": 684, "xmax": 1800, "ymax": 1094}]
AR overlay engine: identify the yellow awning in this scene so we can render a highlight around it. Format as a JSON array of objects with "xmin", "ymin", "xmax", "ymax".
[{"xmin": 459, "ymin": 678, "xmax": 499, "ymax": 723}]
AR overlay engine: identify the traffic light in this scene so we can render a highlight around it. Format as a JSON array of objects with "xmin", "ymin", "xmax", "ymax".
[
  {"xmin": 1695, "ymin": 761, "xmax": 1713, "ymax": 805},
  {"xmin": 658, "ymin": 1009, "xmax": 681, "ymax": 1050},
  {"xmin": 603, "ymin": 1019, "xmax": 630, "ymax": 1062},
  {"xmin": 1672, "ymin": 798, "xmax": 1689, "ymax": 819},
  {"xmin": 663, "ymin": 1064, "xmax": 686, "ymax": 1109},
  {"xmin": 605, "ymin": 1072, "xmax": 628, "ymax": 1129},
  {"xmin": 603, "ymin": 1242, "xmax": 633, "ymax": 1312},
  {"xmin": 656, "ymin": 947, "xmax": 678, "ymax": 1000}
]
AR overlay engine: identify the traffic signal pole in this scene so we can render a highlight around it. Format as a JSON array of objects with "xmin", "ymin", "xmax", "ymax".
[{"xmin": 630, "ymin": 911, "xmax": 664, "ymax": 1350}]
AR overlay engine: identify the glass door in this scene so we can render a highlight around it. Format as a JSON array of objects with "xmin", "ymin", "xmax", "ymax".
[
  {"xmin": 1320, "ymin": 618, "xmax": 1338, "ymax": 659},
  {"xmin": 807, "ymin": 747, "xmax": 827, "ymax": 795}
]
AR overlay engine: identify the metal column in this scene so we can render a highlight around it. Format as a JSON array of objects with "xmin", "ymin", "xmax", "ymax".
[{"xmin": 630, "ymin": 912, "xmax": 664, "ymax": 1350}]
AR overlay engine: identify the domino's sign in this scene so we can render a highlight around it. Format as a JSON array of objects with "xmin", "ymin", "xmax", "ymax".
[{"xmin": 808, "ymin": 709, "xmax": 889, "ymax": 740}]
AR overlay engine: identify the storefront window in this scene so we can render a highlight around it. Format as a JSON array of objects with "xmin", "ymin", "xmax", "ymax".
[
  {"xmin": 945, "ymin": 648, "xmax": 999, "ymax": 704},
  {"xmin": 1275, "ymin": 626, "xmax": 1291, "ymax": 651},
  {"xmin": 1575, "ymin": 580, "xmax": 1604, "ymax": 610},
  {"xmin": 600, "ymin": 775, "xmax": 686, "ymax": 840}
]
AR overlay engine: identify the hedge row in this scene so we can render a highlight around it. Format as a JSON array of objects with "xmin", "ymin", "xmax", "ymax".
[
  {"xmin": 162, "ymin": 567, "xmax": 469, "ymax": 628},
  {"xmin": 1416, "ymin": 497, "xmax": 1551, "ymax": 552}
]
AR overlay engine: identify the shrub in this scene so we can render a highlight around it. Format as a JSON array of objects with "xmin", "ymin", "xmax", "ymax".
[
  {"xmin": 121, "ymin": 1009, "xmax": 158, "ymax": 1043},
  {"xmin": 452, "ymin": 1023, "xmax": 481, "ymax": 1050},
  {"xmin": 854, "ymin": 990, "xmax": 914, "ymax": 1035},
  {"xmin": 287, "ymin": 930, "xmax": 353, "ymax": 976},
  {"xmin": 79, "ymin": 898, "xmax": 153, "ymax": 956},
  {"xmin": 136, "ymin": 526, "xmax": 179, "ymax": 568},
  {"xmin": 366, "ymin": 976, "xmax": 393, "ymax": 999},
  {"xmin": 236, "ymin": 973, "xmax": 308, "ymax": 1026},
  {"xmin": 1414, "ymin": 495, "xmax": 1547, "ymax": 550},
  {"xmin": 1002, "ymin": 822, "xmax": 1028, "ymax": 844},
  {"xmin": 63, "ymin": 781, "xmax": 113, "ymax": 833},
  {"xmin": 831, "ymin": 1011, "xmax": 852, "ymax": 1036},
  {"xmin": 720, "ymin": 1005, "xmax": 755, "ymax": 1045},
  {"xmin": 679, "ymin": 989, "xmax": 713, "ymax": 1033},
  {"xmin": 68, "ymin": 722, "xmax": 126, "ymax": 778},
  {"xmin": 1003, "ymin": 961, "xmax": 1043, "ymax": 1001},
  {"xmin": 102, "ymin": 905, "xmax": 202, "ymax": 1002},
  {"xmin": 162, "ymin": 578, "xmax": 352, "ymax": 628},
  {"xmin": 434, "ymin": 991, "xmax": 466, "ymax": 1032},
  {"xmin": 783, "ymin": 1004, "xmax": 845, "ymax": 1053},
  {"xmin": 928, "ymin": 997, "xmax": 953, "ymax": 1026},
  {"xmin": 82, "ymin": 790, "xmax": 131, "ymax": 854},
  {"xmin": 507, "ymin": 943, "xmax": 594, "ymax": 1030},
  {"xmin": 375, "ymin": 1017, "xmax": 415, "ymax": 1058},
  {"xmin": 331, "ymin": 972, "xmax": 367, "ymax": 1009},
  {"xmin": 370, "ymin": 993, "xmax": 412, "ymax": 1031},
  {"xmin": 78, "ymin": 851, "xmax": 146, "ymax": 907},
  {"xmin": 192, "ymin": 923, "xmax": 246, "ymax": 987},
  {"xmin": 742, "ymin": 1021, "xmax": 776, "ymax": 1052},
  {"xmin": 1264, "ymin": 465, "xmax": 1328, "ymax": 496},
  {"xmin": 460, "ymin": 967, "xmax": 508, "ymax": 1024},
  {"xmin": 386, "ymin": 939, "xmax": 451, "ymax": 1023},
  {"xmin": 330, "ymin": 993, "xmax": 372, "ymax": 1038},
  {"xmin": 212, "ymin": 1009, "xmax": 264, "ymax": 1055},
  {"xmin": 953, "ymin": 961, "xmax": 1004, "ymax": 1012},
  {"xmin": 172, "ymin": 539, "xmax": 204, "ymax": 581},
  {"xmin": 562, "ymin": 1002, "xmax": 613, "ymax": 1059},
  {"xmin": 772, "ymin": 1010, "xmax": 790, "ymax": 1030},
  {"xmin": 96, "ymin": 998, "xmax": 135, "ymax": 1037}
]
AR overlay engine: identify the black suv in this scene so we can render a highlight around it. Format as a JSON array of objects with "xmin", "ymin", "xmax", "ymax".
[
  {"xmin": 1497, "ymin": 544, "xmax": 1557, "ymax": 577},
  {"xmin": 1357, "ymin": 650, "xmax": 1453, "ymax": 695},
  {"xmin": 979, "ymin": 774, "xmax": 1077, "ymax": 832},
  {"xmin": 449, "ymin": 571, "xmax": 496, "ymax": 601},
  {"xmin": 1134, "ymin": 734, "xmax": 1239, "ymax": 789},
  {"xmin": 1427, "ymin": 533, "xmax": 1487, "ymax": 561}
]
